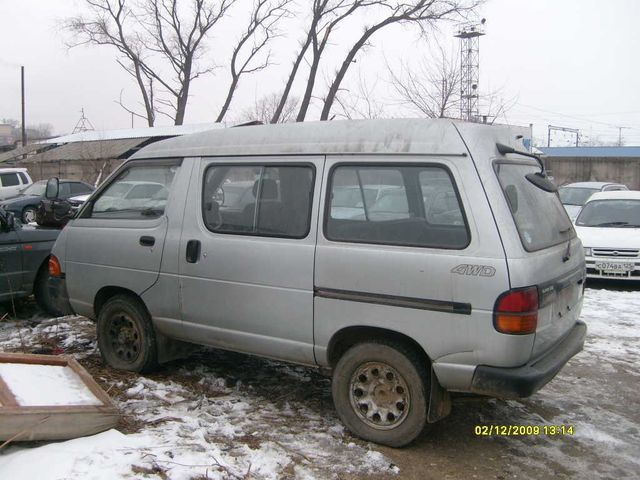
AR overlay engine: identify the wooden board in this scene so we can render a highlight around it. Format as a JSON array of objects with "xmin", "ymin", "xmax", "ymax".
[{"xmin": 0, "ymin": 352, "xmax": 119, "ymax": 442}]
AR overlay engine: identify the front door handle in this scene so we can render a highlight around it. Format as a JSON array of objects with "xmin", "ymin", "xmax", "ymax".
[
  {"xmin": 140, "ymin": 236, "xmax": 155, "ymax": 247},
  {"xmin": 186, "ymin": 239, "xmax": 201, "ymax": 263}
]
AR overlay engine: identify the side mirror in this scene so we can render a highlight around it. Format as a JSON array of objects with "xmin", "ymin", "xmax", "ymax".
[{"xmin": 45, "ymin": 177, "xmax": 60, "ymax": 199}]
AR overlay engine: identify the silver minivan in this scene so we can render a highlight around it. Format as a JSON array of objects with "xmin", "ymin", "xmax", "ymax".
[{"xmin": 49, "ymin": 119, "xmax": 586, "ymax": 447}]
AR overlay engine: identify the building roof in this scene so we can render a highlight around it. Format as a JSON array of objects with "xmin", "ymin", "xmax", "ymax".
[
  {"xmin": 0, "ymin": 144, "xmax": 53, "ymax": 163},
  {"xmin": 131, "ymin": 118, "xmax": 527, "ymax": 160},
  {"xmin": 31, "ymin": 138, "xmax": 152, "ymax": 162},
  {"xmin": 540, "ymin": 146, "xmax": 640, "ymax": 158},
  {"xmin": 41, "ymin": 124, "xmax": 222, "ymax": 144}
]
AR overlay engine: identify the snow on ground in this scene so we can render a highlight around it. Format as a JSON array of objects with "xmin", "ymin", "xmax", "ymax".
[
  {"xmin": 0, "ymin": 284, "xmax": 639, "ymax": 479},
  {"xmin": 0, "ymin": 316, "xmax": 397, "ymax": 479},
  {"xmin": 474, "ymin": 286, "xmax": 640, "ymax": 479}
]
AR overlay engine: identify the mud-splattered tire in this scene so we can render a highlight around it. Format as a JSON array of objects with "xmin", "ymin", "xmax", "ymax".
[
  {"xmin": 332, "ymin": 340, "xmax": 430, "ymax": 447},
  {"xmin": 34, "ymin": 266, "xmax": 64, "ymax": 317},
  {"xmin": 97, "ymin": 295, "xmax": 158, "ymax": 373}
]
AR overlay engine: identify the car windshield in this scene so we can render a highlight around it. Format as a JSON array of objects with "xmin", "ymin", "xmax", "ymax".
[
  {"xmin": 558, "ymin": 187, "xmax": 600, "ymax": 206},
  {"xmin": 575, "ymin": 199, "xmax": 640, "ymax": 227},
  {"xmin": 21, "ymin": 181, "xmax": 46, "ymax": 196}
]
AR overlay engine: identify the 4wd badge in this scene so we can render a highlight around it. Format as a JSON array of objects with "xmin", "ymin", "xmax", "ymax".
[{"xmin": 451, "ymin": 264, "xmax": 496, "ymax": 277}]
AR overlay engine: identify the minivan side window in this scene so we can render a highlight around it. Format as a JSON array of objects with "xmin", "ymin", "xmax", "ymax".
[
  {"xmin": 90, "ymin": 164, "xmax": 179, "ymax": 219},
  {"xmin": 202, "ymin": 165, "xmax": 314, "ymax": 239},
  {"xmin": 326, "ymin": 165, "xmax": 469, "ymax": 249},
  {"xmin": 0, "ymin": 173, "xmax": 20, "ymax": 187},
  {"xmin": 18, "ymin": 172, "xmax": 29, "ymax": 184}
]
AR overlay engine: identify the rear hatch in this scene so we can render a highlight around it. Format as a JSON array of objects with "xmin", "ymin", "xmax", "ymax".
[{"xmin": 494, "ymin": 162, "xmax": 585, "ymax": 358}]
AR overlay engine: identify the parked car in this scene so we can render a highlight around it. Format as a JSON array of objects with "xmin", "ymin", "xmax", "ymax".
[
  {"xmin": 0, "ymin": 206, "xmax": 62, "ymax": 316},
  {"xmin": 558, "ymin": 181, "xmax": 628, "ymax": 221},
  {"xmin": 0, "ymin": 179, "xmax": 94, "ymax": 223},
  {"xmin": 575, "ymin": 190, "xmax": 640, "ymax": 280},
  {"xmin": 49, "ymin": 119, "xmax": 586, "ymax": 447},
  {"xmin": 0, "ymin": 167, "xmax": 32, "ymax": 200}
]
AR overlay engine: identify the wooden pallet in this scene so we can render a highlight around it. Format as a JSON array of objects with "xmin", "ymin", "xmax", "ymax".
[{"xmin": 0, "ymin": 352, "xmax": 119, "ymax": 442}]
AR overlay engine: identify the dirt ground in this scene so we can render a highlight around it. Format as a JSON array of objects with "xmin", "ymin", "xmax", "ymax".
[{"xmin": 1, "ymin": 281, "xmax": 638, "ymax": 479}]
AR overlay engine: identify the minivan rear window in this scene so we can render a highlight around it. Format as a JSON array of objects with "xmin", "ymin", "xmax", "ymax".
[{"xmin": 495, "ymin": 163, "xmax": 574, "ymax": 251}]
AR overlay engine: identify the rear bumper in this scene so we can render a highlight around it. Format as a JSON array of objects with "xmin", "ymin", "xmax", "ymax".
[
  {"xmin": 48, "ymin": 276, "xmax": 75, "ymax": 316},
  {"xmin": 470, "ymin": 320, "xmax": 586, "ymax": 399}
]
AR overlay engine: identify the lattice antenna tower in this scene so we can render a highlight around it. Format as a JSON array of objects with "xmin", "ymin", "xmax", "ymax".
[
  {"xmin": 72, "ymin": 108, "xmax": 95, "ymax": 133},
  {"xmin": 455, "ymin": 19, "xmax": 486, "ymax": 122}
]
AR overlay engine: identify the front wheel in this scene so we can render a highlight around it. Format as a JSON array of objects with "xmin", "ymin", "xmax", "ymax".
[
  {"xmin": 22, "ymin": 206, "xmax": 37, "ymax": 223},
  {"xmin": 332, "ymin": 340, "xmax": 430, "ymax": 447},
  {"xmin": 97, "ymin": 295, "xmax": 158, "ymax": 373}
]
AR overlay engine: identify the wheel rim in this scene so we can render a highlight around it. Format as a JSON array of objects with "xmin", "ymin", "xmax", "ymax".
[
  {"xmin": 107, "ymin": 312, "xmax": 142, "ymax": 364},
  {"xmin": 23, "ymin": 208, "xmax": 35, "ymax": 223},
  {"xmin": 349, "ymin": 361, "xmax": 411, "ymax": 430}
]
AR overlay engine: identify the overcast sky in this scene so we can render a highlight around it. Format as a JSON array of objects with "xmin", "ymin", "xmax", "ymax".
[{"xmin": 1, "ymin": 0, "xmax": 639, "ymax": 146}]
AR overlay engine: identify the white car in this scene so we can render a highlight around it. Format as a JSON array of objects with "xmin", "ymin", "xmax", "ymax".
[
  {"xmin": 575, "ymin": 190, "xmax": 640, "ymax": 280},
  {"xmin": 0, "ymin": 167, "xmax": 32, "ymax": 200},
  {"xmin": 559, "ymin": 181, "xmax": 628, "ymax": 221}
]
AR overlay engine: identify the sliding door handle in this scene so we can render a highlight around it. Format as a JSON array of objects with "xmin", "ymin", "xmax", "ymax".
[{"xmin": 186, "ymin": 239, "xmax": 201, "ymax": 263}]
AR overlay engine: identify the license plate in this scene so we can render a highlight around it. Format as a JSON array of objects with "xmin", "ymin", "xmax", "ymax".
[{"xmin": 595, "ymin": 262, "xmax": 634, "ymax": 272}]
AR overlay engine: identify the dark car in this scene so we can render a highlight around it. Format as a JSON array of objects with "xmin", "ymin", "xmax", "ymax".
[
  {"xmin": 0, "ymin": 207, "xmax": 62, "ymax": 316},
  {"xmin": 0, "ymin": 179, "xmax": 94, "ymax": 223}
]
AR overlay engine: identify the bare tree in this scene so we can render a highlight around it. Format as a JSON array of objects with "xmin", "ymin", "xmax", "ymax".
[
  {"xmin": 320, "ymin": 0, "xmax": 480, "ymax": 121},
  {"xmin": 271, "ymin": 0, "xmax": 374, "ymax": 123},
  {"xmin": 295, "ymin": 0, "xmax": 381, "ymax": 122},
  {"xmin": 333, "ymin": 71, "xmax": 387, "ymax": 119},
  {"xmin": 66, "ymin": 0, "xmax": 157, "ymax": 125},
  {"xmin": 237, "ymin": 92, "xmax": 299, "ymax": 124},
  {"xmin": 389, "ymin": 43, "xmax": 515, "ymax": 123},
  {"xmin": 215, "ymin": 0, "xmax": 293, "ymax": 122},
  {"xmin": 67, "ymin": 0, "xmax": 236, "ymax": 126},
  {"xmin": 388, "ymin": 43, "xmax": 460, "ymax": 118}
]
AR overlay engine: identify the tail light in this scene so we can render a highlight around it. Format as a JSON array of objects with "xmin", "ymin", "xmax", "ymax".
[
  {"xmin": 494, "ymin": 286, "xmax": 538, "ymax": 335},
  {"xmin": 48, "ymin": 255, "xmax": 62, "ymax": 278}
]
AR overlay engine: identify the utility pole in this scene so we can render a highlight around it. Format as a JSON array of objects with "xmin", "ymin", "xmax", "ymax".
[
  {"xmin": 617, "ymin": 126, "xmax": 630, "ymax": 146},
  {"xmin": 21, "ymin": 66, "xmax": 26, "ymax": 147},
  {"xmin": 548, "ymin": 125, "xmax": 579, "ymax": 147}
]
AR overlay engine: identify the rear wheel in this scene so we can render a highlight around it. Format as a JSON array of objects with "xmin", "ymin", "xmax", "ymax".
[
  {"xmin": 97, "ymin": 295, "xmax": 158, "ymax": 373},
  {"xmin": 22, "ymin": 206, "xmax": 37, "ymax": 223},
  {"xmin": 332, "ymin": 340, "xmax": 430, "ymax": 447}
]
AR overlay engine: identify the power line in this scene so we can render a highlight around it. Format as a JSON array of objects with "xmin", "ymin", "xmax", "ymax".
[{"xmin": 514, "ymin": 102, "xmax": 635, "ymax": 129}]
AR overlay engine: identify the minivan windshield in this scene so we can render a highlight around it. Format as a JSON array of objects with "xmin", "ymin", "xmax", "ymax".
[
  {"xmin": 558, "ymin": 186, "xmax": 599, "ymax": 206},
  {"xmin": 575, "ymin": 199, "xmax": 640, "ymax": 227},
  {"xmin": 495, "ymin": 163, "xmax": 574, "ymax": 251}
]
